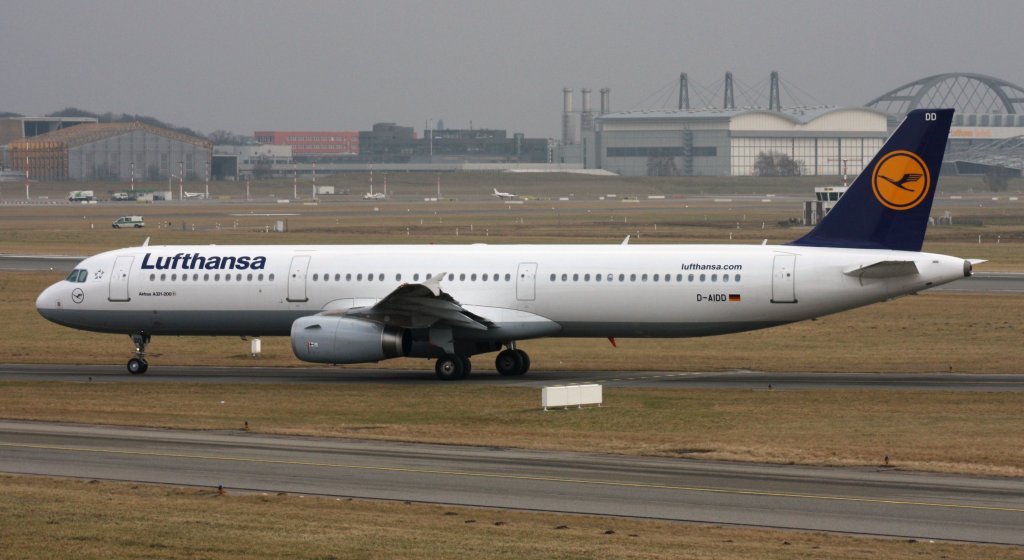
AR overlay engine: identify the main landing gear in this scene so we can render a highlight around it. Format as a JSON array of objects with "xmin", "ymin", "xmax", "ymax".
[
  {"xmin": 127, "ymin": 332, "xmax": 150, "ymax": 374},
  {"xmin": 495, "ymin": 347, "xmax": 530, "ymax": 377},
  {"xmin": 432, "ymin": 343, "xmax": 531, "ymax": 380},
  {"xmin": 435, "ymin": 354, "xmax": 471, "ymax": 381}
]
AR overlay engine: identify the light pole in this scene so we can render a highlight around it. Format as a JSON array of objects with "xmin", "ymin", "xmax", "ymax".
[{"xmin": 130, "ymin": 161, "xmax": 135, "ymax": 191}]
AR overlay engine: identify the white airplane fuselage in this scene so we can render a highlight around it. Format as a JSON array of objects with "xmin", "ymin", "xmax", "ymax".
[{"xmin": 37, "ymin": 243, "xmax": 967, "ymax": 339}]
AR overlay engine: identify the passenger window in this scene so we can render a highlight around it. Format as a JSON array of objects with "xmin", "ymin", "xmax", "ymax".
[
  {"xmin": 505, "ymin": 273, "xmax": 511, "ymax": 281},
  {"xmin": 247, "ymin": 274, "xmax": 253, "ymax": 281},
  {"xmin": 413, "ymin": 273, "xmax": 420, "ymax": 281},
  {"xmin": 573, "ymin": 273, "xmax": 579, "ymax": 281},
  {"xmin": 237, "ymin": 274, "xmax": 243, "ymax": 281},
  {"xmin": 641, "ymin": 274, "xmax": 648, "ymax": 282},
  {"xmin": 160, "ymin": 274, "xmax": 166, "ymax": 281},
  {"xmin": 357, "ymin": 273, "xmax": 363, "ymax": 281},
  {"xmin": 204, "ymin": 274, "xmax": 210, "ymax": 281},
  {"xmin": 215, "ymin": 274, "xmax": 221, "ymax": 281},
  {"xmin": 483, "ymin": 274, "xmax": 489, "ymax": 281},
  {"xmin": 269, "ymin": 274, "xmax": 275, "ymax": 281},
  {"xmin": 596, "ymin": 274, "xmax": 602, "ymax": 282},
  {"xmin": 561, "ymin": 273, "xmax": 567, "ymax": 281},
  {"xmin": 448, "ymin": 274, "xmax": 455, "ymax": 281},
  {"xmin": 313, "ymin": 274, "xmax": 319, "ymax": 281},
  {"xmin": 711, "ymin": 274, "xmax": 717, "ymax": 282},
  {"xmin": 584, "ymin": 274, "xmax": 590, "ymax": 281},
  {"xmin": 618, "ymin": 274, "xmax": 625, "ymax": 282},
  {"xmin": 723, "ymin": 274, "xmax": 729, "ymax": 282},
  {"xmin": 700, "ymin": 274, "xmax": 706, "ymax": 282},
  {"xmin": 653, "ymin": 274, "xmax": 659, "ymax": 282},
  {"xmin": 630, "ymin": 274, "xmax": 636, "ymax": 282},
  {"xmin": 257, "ymin": 274, "xmax": 263, "ymax": 281},
  {"xmin": 378, "ymin": 273, "xmax": 384, "ymax": 281},
  {"xmin": 396, "ymin": 274, "xmax": 402, "ymax": 281},
  {"xmin": 460, "ymin": 273, "xmax": 466, "ymax": 281},
  {"xmin": 688, "ymin": 274, "xmax": 694, "ymax": 282},
  {"xmin": 346, "ymin": 273, "xmax": 352, "ymax": 281},
  {"xmin": 549, "ymin": 274, "xmax": 555, "ymax": 281},
  {"xmin": 676, "ymin": 274, "xmax": 683, "ymax": 282},
  {"xmin": 149, "ymin": 273, "xmax": 156, "ymax": 281},
  {"xmin": 735, "ymin": 274, "xmax": 741, "ymax": 282},
  {"xmin": 471, "ymin": 273, "xmax": 477, "ymax": 281}
]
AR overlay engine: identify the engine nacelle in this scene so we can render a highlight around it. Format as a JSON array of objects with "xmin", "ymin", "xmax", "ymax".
[{"xmin": 291, "ymin": 316, "xmax": 410, "ymax": 364}]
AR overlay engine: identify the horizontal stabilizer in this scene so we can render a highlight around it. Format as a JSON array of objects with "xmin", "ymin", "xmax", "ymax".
[{"xmin": 843, "ymin": 260, "xmax": 919, "ymax": 279}]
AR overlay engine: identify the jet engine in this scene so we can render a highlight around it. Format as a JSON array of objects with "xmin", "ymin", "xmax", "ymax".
[{"xmin": 291, "ymin": 316, "xmax": 410, "ymax": 364}]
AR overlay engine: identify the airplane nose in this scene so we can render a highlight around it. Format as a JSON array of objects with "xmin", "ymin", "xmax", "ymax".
[{"xmin": 36, "ymin": 283, "xmax": 62, "ymax": 323}]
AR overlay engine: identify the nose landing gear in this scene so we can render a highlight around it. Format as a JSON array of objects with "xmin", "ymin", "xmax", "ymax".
[{"xmin": 127, "ymin": 333, "xmax": 150, "ymax": 374}]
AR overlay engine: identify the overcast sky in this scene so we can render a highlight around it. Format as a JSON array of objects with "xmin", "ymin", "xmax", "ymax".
[{"xmin": 2, "ymin": 0, "xmax": 1022, "ymax": 138}]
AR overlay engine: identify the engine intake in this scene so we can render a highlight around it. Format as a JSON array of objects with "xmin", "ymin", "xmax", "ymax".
[{"xmin": 291, "ymin": 316, "xmax": 410, "ymax": 364}]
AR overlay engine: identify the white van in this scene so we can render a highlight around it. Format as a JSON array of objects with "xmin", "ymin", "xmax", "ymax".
[{"xmin": 112, "ymin": 216, "xmax": 145, "ymax": 229}]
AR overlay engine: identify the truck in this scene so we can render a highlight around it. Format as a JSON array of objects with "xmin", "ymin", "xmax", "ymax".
[
  {"xmin": 68, "ymin": 190, "xmax": 96, "ymax": 202},
  {"xmin": 112, "ymin": 216, "xmax": 145, "ymax": 229}
]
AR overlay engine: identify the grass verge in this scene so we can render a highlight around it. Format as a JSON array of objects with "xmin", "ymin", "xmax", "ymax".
[
  {"xmin": 2, "ymin": 475, "xmax": 1021, "ymax": 560},
  {"xmin": 1, "ymin": 383, "xmax": 1021, "ymax": 476}
]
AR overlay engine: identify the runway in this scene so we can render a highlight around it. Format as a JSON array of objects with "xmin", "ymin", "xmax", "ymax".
[
  {"xmin": 3, "ymin": 254, "xmax": 1022, "ymax": 292},
  {"xmin": 3, "ymin": 363, "xmax": 1024, "ymax": 390},
  {"xmin": 0, "ymin": 420, "xmax": 1020, "ymax": 545}
]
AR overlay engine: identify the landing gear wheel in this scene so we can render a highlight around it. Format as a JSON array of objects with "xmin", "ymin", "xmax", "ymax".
[
  {"xmin": 496, "ymin": 349, "xmax": 526, "ymax": 376},
  {"xmin": 435, "ymin": 354, "xmax": 469, "ymax": 381},
  {"xmin": 513, "ymin": 349, "xmax": 530, "ymax": 375},
  {"xmin": 127, "ymin": 358, "xmax": 148, "ymax": 375},
  {"xmin": 128, "ymin": 332, "xmax": 151, "ymax": 374}
]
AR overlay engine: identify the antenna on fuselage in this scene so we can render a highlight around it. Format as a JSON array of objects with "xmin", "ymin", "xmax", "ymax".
[{"xmin": 621, "ymin": 235, "xmax": 630, "ymax": 246}]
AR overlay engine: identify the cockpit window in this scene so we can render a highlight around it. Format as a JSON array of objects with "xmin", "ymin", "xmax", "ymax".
[
  {"xmin": 66, "ymin": 269, "xmax": 88, "ymax": 282},
  {"xmin": 66, "ymin": 270, "xmax": 79, "ymax": 282}
]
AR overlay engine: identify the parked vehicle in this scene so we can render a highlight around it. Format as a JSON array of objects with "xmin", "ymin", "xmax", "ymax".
[{"xmin": 112, "ymin": 216, "xmax": 145, "ymax": 229}]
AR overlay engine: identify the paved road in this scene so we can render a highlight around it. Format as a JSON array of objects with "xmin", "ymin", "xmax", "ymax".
[
  {"xmin": 3, "ymin": 255, "xmax": 1021, "ymax": 292},
  {"xmin": 0, "ymin": 420, "xmax": 1020, "ymax": 545},
  {"xmin": 1, "ymin": 364, "xmax": 1022, "ymax": 390}
]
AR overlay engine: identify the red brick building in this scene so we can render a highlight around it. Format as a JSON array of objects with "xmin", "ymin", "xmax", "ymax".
[{"xmin": 253, "ymin": 131, "xmax": 359, "ymax": 157}]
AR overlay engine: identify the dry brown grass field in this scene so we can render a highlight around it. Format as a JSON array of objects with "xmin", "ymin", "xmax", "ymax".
[
  {"xmin": 1, "ymin": 383, "xmax": 1021, "ymax": 476},
  {"xmin": 5, "ymin": 476, "xmax": 1020, "ymax": 560}
]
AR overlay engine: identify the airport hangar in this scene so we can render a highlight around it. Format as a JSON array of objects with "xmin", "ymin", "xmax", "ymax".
[
  {"xmin": 6, "ymin": 121, "xmax": 212, "ymax": 182},
  {"xmin": 576, "ymin": 72, "xmax": 1024, "ymax": 177}
]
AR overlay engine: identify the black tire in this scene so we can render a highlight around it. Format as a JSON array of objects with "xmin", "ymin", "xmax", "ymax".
[
  {"xmin": 513, "ymin": 349, "xmax": 530, "ymax": 375},
  {"xmin": 127, "ymin": 358, "xmax": 146, "ymax": 375},
  {"xmin": 435, "ymin": 354, "xmax": 467, "ymax": 381},
  {"xmin": 495, "ymin": 349, "xmax": 524, "ymax": 376}
]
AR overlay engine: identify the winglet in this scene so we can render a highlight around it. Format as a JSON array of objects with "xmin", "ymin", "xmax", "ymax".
[{"xmin": 422, "ymin": 271, "xmax": 446, "ymax": 296}]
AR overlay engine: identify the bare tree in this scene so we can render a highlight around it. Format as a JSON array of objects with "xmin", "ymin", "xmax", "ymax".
[{"xmin": 754, "ymin": 152, "xmax": 802, "ymax": 176}]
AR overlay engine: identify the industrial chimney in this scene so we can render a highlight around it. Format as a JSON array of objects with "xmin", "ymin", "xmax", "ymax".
[{"xmin": 562, "ymin": 88, "xmax": 574, "ymax": 145}]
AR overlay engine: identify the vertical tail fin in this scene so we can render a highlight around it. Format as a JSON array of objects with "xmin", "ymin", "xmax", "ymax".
[{"xmin": 789, "ymin": 109, "xmax": 953, "ymax": 252}]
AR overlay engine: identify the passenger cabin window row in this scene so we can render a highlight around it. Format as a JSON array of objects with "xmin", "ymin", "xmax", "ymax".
[
  {"xmin": 148, "ymin": 273, "xmax": 276, "ymax": 282},
  {"xmin": 548, "ymin": 272, "xmax": 741, "ymax": 283},
  {"xmin": 309, "ymin": 272, "xmax": 514, "ymax": 283}
]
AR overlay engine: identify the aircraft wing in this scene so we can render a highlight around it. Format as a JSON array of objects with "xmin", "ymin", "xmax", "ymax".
[{"xmin": 329, "ymin": 272, "xmax": 494, "ymax": 330}]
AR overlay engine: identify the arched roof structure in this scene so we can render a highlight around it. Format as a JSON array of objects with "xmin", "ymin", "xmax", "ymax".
[{"xmin": 866, "ymin": 73, "xmax": 1024, "ymax": 115}]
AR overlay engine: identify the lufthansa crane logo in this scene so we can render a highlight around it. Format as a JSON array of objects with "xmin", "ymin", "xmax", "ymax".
[
  {"xmin": 871, "ymin": 150, "xmax": 931, "ymax": 211},
  {"xmin": 71, "ymin": 288, "xmax": 85, "ymax": 304}
]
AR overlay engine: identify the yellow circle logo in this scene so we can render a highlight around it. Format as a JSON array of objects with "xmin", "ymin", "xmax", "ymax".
[{"xmin": 871, "ymin": 150, "xmax": 930, "ymax": 211}]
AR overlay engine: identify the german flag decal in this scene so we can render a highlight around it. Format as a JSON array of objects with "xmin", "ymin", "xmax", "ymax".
[{"xmin": 728, "ymin": 294, "xmax": 741, "ymax": 302}]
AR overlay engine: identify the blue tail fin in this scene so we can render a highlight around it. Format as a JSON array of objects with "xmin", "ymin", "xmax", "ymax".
[{"xmin": 789, "ymin": 109, "xmax": 953, "ymax": 252}]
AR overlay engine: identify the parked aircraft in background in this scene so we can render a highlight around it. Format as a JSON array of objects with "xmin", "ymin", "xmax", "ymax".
[
  {"xmin": 362, "ymin": 192, "xmax": 386, "ymax": 200},
  {"xmin": 183, "ymin": 192, "xmax": 206, "ymax": 200},
  {"xmin": 37, "ymin": 110, "xmax": 975, "ymax": 380},
  {"xmin": 493, "ymin": 188, "xmax": 518, "ymax": 200}
]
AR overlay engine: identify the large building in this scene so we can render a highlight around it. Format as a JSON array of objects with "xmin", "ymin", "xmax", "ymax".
[
  {"xmin": 594, "ymin": 107, "xmax": 888, "ymax": 177},
  {"xmin": 7, "ymin": 122, "xmax": 212, "ymax": 181},
  {"xmin": 253, "ymin": 130, "xmax": 358, "ymax": 159}
]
